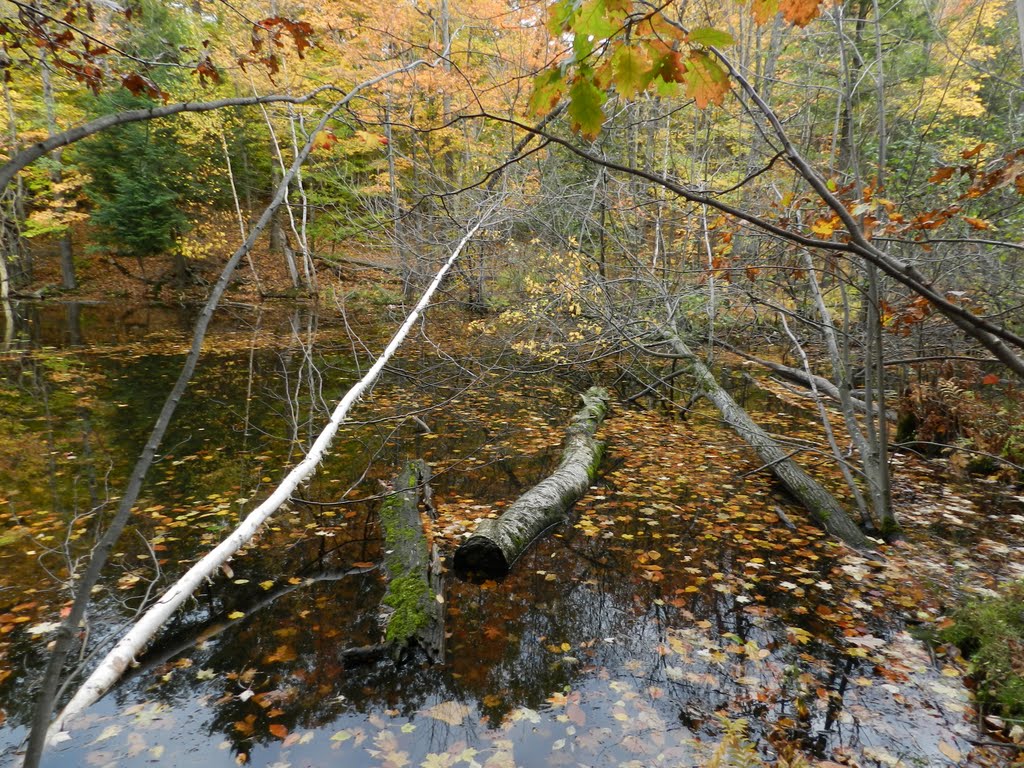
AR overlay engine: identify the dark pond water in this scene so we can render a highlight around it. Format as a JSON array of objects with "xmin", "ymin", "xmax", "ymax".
[{"xmin": 0, "ymin": 300, "xmax": 1002, "ymax": 767}]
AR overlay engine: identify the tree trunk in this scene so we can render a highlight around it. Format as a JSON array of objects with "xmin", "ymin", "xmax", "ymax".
[
  {"xmin": 663, "ymin": 331, "xmax": 871, "ymax": 550},
  {"xmin": 379, "ymin": 460, "xmax": 444, "ymax": 660},
  {"xmin": 36, "ymin": 205, "xmax": 490, "ymax": 754},
  {"xmin": 454, "ymin": 387, "xmax": 609, "ymax": 577}
]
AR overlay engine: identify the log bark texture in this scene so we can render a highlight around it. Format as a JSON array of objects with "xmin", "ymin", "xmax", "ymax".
[
  {"xmin": 454, "ymin": 387, "xmax": 610, "ymax": 577},
  {"xmin": 665, "ymin": 333, "xmax": 871, "ymax": 550},
  {"xmin": 379, "ymin": 460, "xmax": 445, "ymax": 661}
]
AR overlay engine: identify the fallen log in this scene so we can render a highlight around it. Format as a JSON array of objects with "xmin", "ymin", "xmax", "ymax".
[
  {"xmin": 40, "ymin": 205, "xmax": 493, "ymax": 751},
  {"xmin": 664, "ymin": 332, "xmax": 871, "ymax": 550},
  {"xmin": 453, "ymin": 387, "xmax": 610, "ymax": 577},
  {"xmin": 379, "ymin": 460, "xmax": 445, "ymax": 661},
  {"xmin": 714, "ymin": 340, "xmax": 893, "ymax": 418}
]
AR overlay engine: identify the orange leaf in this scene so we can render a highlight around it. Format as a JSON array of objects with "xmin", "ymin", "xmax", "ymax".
[
  {"xmin": 752, "ymin": 0, "xmax": 780, "ymax": 24},
  {"xmin": 268, "ymin": 724, "xmax": 288, "ymax": 739},
  {"xmin": 961, "ymin": 143, "xmax": 985, "ymax": 159},
  {"xmin": 928, "ymin": 167, "xmax": 955, "ymax": 183},
  {"xmin": 234, "ymin": 714, "xmax": 256, "ymax": 736},
  {"xmin": 684, "ymin": 50, "xmax": 730, "ymax": 109},
  {"xmin": 779, "ymin": 0, "xmax": 822, "ymax": 26},
  {"xmin": 962, "ymin": 216, "xmax": 991, "ymax": 230},
  {"xmin": 981, "ymin": 373, "xmax": 1000, "ymax": 385}
]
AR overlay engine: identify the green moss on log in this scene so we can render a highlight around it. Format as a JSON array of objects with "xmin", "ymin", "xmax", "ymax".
[{"xmin": 382, "ymin": 573, "xmax": 433, "ymax": 644}]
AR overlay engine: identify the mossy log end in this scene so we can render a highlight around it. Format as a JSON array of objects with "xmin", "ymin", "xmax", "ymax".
[
  {"xmin": 453, "ymin": 387, "xmax": 610, "ymax": 578},
  {"xmin": 665, "ymin": 333, "xmax": 871, "ymax": 551},
  {"xmin": 379, "ymin": 459, "xmax": 444, "ymax": 661}
]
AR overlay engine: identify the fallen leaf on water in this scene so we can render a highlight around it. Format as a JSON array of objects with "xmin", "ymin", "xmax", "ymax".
[
  {"xmin": 938, "ymin": 741, "xmax": 961, "ymax": 761},
  {"xmin": 424, "ymin": 700, "xmax": 470, "ymax": 726},
  {"xmin": 92, "ymin": 725, "xmax": 121, "ymax": 744}
]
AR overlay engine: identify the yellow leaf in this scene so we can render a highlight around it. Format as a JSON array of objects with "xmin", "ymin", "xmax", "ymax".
[
  {"xmin": 227, "ymin": 611, "xmax": 245, "ymax": 620},
  {"xmin": 811, "ymin": 219, "xmax": 835, "ymax": 237}
]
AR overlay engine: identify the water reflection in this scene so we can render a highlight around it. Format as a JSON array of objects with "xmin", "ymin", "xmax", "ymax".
[{"xmin": 0, "ymin": 302, "xmax": 987, "ymax": 768}]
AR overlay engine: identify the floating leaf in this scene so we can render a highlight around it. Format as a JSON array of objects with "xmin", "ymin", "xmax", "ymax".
[
  {"xmin": 424, "ymin": 700, "xmax": 470, "ymax": 726},
  {"xmin": 92, "ymin": 725, "xmax": 121, "ymax": 744},
  {"xmin": 938, "ymin": 741, "xmax": 962, "ymax": 761}
]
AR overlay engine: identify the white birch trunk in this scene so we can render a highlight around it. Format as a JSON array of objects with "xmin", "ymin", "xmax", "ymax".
[
  {"xmin": 453, "ymin": 387, "xmax": 609, "ymax": 576},
  {"xmin": 44, "ymin": 207, "xmax": 492, "ymax": 748}
]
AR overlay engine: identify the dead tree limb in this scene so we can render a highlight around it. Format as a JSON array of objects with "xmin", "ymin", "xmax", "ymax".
[
  {"xmin": 663, "ymin": 331, "xmax": 871, "ymax": 550},
  {"xmin": 453, "ymin": 387, "xmax": 610, "ymax": 577}
]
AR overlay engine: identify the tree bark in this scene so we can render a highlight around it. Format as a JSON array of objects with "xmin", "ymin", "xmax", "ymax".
[
  {"xmin": 379, "ymin": 460, "xmax": 444, "ymax": 661},
  {"xmin": 454, "ymin": 387, "xmax": 609, "ymax": 577},
  {"xmin": 663, "ymin": 331, "xmax": 871, "ymax": 550},
  {"xmin": 35, "ymin": 204, "xmax": 490, "ymax": 755}
]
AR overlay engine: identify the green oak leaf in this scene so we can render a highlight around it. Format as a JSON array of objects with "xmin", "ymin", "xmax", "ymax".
[
  {"xmin": 568, "ymin": 76, "xmax": 607, "ymax": 139},
  {"xmin": 611, "ymin": 44, "xmax": 654, "ymax": 99},
  {"xmin": 528, "ymin": 68, "xmax": 567, "ymax": 116},
  {"xmin": 687, "ymin": 27, "xmax": 735, "ymax": 48}
]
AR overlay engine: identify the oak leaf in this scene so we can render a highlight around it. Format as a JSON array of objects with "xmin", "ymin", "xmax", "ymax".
[
  {"xmin": 687, "ymin": 27, "xmax": 735, "ymax": 47},
  {"xmin": 683, "ymin": 51, "xmax": 729, "ymax": 109},
  {"xmin": 752, "ymin": 0, "xmax": 780, "ymax": 23},
  {"xmin": 611, "ymin": 44, "xmax": 653, "ymax": 99},
  {"xmin": 528, "ymin": 69, "xmax": 566, "ymax": 117},
  {"xmin": 568, "ymin": 76, "xmax": 607, "ymax": 140},
  {"xmin": 779, "ymin": 0, "xmax": 822, "ymax": 26}
]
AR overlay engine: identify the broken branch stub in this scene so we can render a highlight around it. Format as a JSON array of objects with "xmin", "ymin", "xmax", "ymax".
[{"xmin": 454, "ymin": 387, "xmax": 610, "ymax": 577}]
